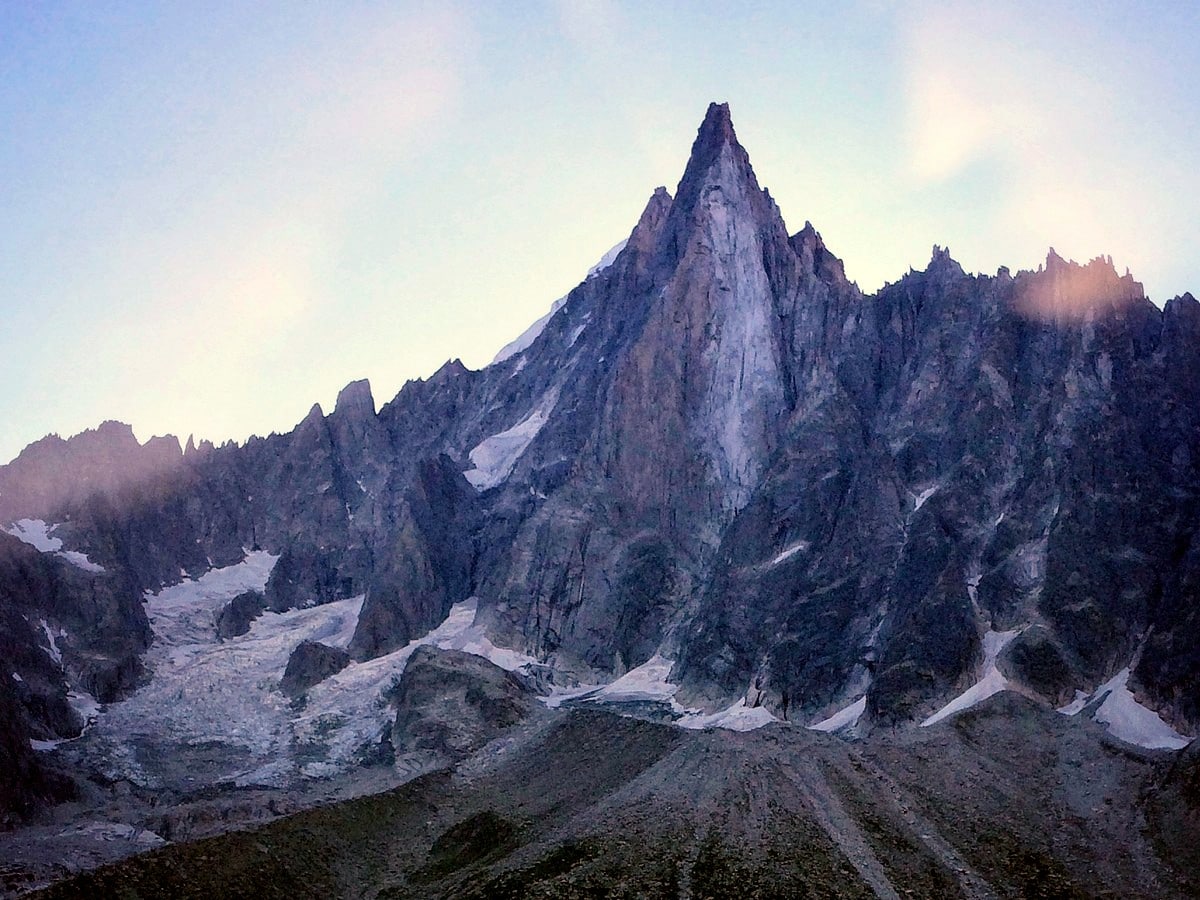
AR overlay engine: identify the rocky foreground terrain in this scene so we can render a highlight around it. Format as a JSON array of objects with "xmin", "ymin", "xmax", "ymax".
[
  {"xmin": 13, "ymin": 672, "xmax": 1200, "ymax": 899},
  {"xmin": 2, "ymin": 103, "xmax": 1198, "ymax": 895}
]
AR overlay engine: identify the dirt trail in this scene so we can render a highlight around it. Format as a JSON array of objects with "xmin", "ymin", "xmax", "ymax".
[
  {"xmin": 781, "ymin": 757, "xmax": 901, "ymax": 900},
  {"xmin": 848, "ymin": 750, "xmax": 999, "ymax": 900}
]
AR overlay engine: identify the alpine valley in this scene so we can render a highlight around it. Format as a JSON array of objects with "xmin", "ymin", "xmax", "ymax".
[{"xmin": 3, "ymin": 104, "xmax": 1200, "ymax": 898}]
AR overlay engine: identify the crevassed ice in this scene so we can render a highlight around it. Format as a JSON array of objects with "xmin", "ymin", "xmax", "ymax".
[{"xmin": 91, "ymin": 563, "xmax": 544, "ymax": 787}]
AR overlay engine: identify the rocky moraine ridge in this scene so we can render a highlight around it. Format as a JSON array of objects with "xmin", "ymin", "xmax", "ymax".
[{"xmin": 2, "ymin": 104, "xmax": 1199, "ymax": 887}]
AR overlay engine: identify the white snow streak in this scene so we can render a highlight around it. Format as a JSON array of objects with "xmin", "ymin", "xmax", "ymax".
[
  {"xmin": 910, "ymin": 485, "xmax": 938, "ymax": 511},
  {"xmin": 586, "ymin": 238, "xmax": 628, "ymax": 277},
  {"xmin": 489, "ymin": 241, "xmax": 628, "ymax": 367},
  {"xmin": 490, "ymin": 239, "xmax": 626, "ymax": 365},
  {"xmin": 491, "ymin": 298, "xmax": 567, "ymax": 365},
  {"xmin": 39, "ymin": 619, "xmax": 64, "ymax": 667},
  {"xmin": 769, "ymin": 540, "xmax": 809, "ymax": 567},
  {"xmin": 566, "ymin": 317, "xmax": 590, "ymax": 348},
  {"xmin": 809, "ymin": 696, "xmax": 867, "ymax": 733},
  {"xmin": 922, "ymin": 628, "xmax": 1021, "ymax": 726}
]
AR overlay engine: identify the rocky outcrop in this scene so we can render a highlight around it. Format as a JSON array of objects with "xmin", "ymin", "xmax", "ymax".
[
  {"xmin": 279, "ymin": 641, "xmax": 350, "ymax": 698},
  {"xmin": 0, "ymin": 421, "xmax": 182, "ymax": 525},
  {"xmin": 349, "ymin": 456, "xmax": 479, "ymax": 659},
  {"xmin": 390, "ymin": 646, "xmax": 535, "ymax": 773},
  {"xmin": 214, "ymin": 591, "xmax": 267, "ymax": 640},
  {"xmin": 0, "ymin": 675, "xmax": 74, "ymax": 827}
]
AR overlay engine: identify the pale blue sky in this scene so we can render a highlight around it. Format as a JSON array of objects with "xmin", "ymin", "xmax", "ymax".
[{"xmin": 3, "ymin": 1, "xmax": 1198, "ymax": 463}]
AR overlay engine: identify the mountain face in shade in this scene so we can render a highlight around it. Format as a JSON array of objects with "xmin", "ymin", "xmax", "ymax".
[{"xmin": 2, "ymin": 103, "xmax": 1199, "ymax": 828}]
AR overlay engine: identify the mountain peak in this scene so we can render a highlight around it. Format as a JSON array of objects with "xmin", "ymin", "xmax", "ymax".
[
  {"xmin": 697, "ymin": 101, "xmax": 736, "ymax": 148},
  {"xmin": 658, "ymin": 102, "xmax": 777, "ymax": 274},
  {"xmin": 335, "ymin": 379, "xmax": 375, "ymax": 416},
  {"xmin": 685, "ymin": 102, "xmax": 747, "ymax": 173}
]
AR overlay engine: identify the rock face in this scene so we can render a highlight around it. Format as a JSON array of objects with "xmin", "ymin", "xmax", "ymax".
[
  {"xmin": 0, "ymin": 674, "xmax": 74, "ymax": 826},
  {"xmin": 279, "ymin": 642, "xmax": 351, "ymax": 698},
  {"xmin": 390, "ymin": 646, "xmax": 535, "ymax": 773},
  {"xmin": 1, "ymin": 101, "xmax": 1199, "ymax": 803},
  {"xmin": 214, "ymin": 591, "xmax": 267, "ymax": 640}
]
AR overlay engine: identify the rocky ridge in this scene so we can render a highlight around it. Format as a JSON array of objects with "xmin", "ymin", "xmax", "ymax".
[{"xmin": 1, "ymin": 103, "xmax": 1198, "ymax": 830}]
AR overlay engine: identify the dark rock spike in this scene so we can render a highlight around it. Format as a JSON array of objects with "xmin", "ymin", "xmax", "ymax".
[
  {"xmin": 334, "ymin": 378, "xmax": 375, "ymax": 416},
  {"xmin": 790, "ymin": 221, "xmax": 848, "ymax": 286}
]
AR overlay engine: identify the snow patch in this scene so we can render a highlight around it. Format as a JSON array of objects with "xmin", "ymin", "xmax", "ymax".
[
  {"xmin": 7, "ymin": 518, "xmax": 63, "ymax": 551},
  {"xmin": 58, "ymin": 550, "xmax": 105, "ymax": 573},
  {"xmin": 544, "ymin": 655, "xmax": 776, "ymax": 733},
  {"xmin": 591, "ymin": 654, "xmax": 679, "ymax": 704},
  {"xmin": 1090, "ymin": 668, "xmax": 1191, "ymax": 750},
  {"xmin": 679, "ymin": 698, "xmax": 776, "ymax": 732},
  {"xmin": 922, "ymin": 628, "xmax": 1021, "ymax": 726},
  {"xmin": 809, "ymin": 696, "xmax": 867, "ymax": 733},
  {"xmin": 464, "ymin": 391, "xmax": 557, "ymax": 491},
  {"xmin": 5, "ymin": 519, "xmax": 105, "ymax": 572},
  {"xmin": 566, "ymin": 317, "xmax": 590, "ymax": 348},
  {"xmin": 910, "ymin": 485, "xmax": 938, "ymax": 511}
]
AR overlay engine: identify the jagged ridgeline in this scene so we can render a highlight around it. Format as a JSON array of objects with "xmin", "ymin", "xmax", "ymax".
[{"xmin": 3, "ymin": 104, "xmax": 1200, "ymax": 822}]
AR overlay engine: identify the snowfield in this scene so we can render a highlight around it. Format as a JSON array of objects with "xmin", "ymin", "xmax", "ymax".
[
  {"xmin": 1058, "ymin": 667, "xmax": 1193, "ymax": 751},
  {"xmin": 5, "ymin": 518, "xmax": 105, "ymax": 572},
  {"xmin": 544, "ymin": 653, "xmax": 778, "ymax": 733}
]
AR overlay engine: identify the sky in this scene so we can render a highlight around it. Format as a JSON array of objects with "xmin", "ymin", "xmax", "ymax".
[{"xmin": 2, "ymin": 1, "xmax": 1198, "ymax": 464}]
